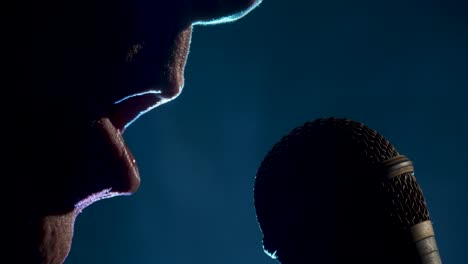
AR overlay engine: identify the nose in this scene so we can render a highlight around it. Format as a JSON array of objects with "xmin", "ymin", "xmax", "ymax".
[
  {"xmin": 109, "ymin": 0, "xmax": 263, "ymax": 130},
  {"xmin": 188, "ymin": 0, "xmax": 263, "ymax": 25}
]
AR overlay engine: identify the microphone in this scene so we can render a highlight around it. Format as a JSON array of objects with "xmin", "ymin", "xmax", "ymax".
[{"xmin": 253, "ymin": 117, "xmax": 441, "ymax": 264}]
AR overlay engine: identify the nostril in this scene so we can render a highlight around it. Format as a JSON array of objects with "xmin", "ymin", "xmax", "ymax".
[{"xmin": 190, "ymin": 0, "xmax": 263, "ymax": 25}]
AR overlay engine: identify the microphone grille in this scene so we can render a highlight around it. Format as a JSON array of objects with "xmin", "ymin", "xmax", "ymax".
[
  {"xmin": 322, "ymin": 117, "xmax": 398, "ymax": 164},
  {"xmin": 336, "ymin": 117, "xmax": 431, "ymax": 227},
  {"xmin": 257, "ymin": 117, "xmax": 398, "ymax": 178},
  {"xmin": 255, "ymin": 117, "xmax": 430, "ymax": 236},
  {"xmin": 381, "ymin": 172, "xmax": 430, "ymax": 228}
]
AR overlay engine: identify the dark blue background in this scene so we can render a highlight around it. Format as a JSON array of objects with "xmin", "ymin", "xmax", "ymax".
[{"xmin": 66, "ymin": 0, "xmax": 467, "ymax": 263}]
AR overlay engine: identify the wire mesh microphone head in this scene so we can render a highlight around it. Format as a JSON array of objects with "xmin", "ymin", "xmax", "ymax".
[{"xmin": 253, "ymin": 117, "xmax": 430, "ymax": 263}]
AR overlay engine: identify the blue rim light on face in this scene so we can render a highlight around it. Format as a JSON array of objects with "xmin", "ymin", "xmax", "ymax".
[
  {"xmin": 263, "ymin": 246, "xmax": 278, "ymax": 259},
  {"xmin": 114, "ymin": 90, "xmax": 175, "ymax": 130},
  {"xmin": 114, "ymin": 90, "xmax": 163, "ymax": 104},
  {"xmin": 193, "ymin": 0, "xmax": 263, "ymax": 26}
]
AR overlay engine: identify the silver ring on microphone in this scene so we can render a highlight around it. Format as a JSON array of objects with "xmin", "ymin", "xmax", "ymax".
[{"xmin": 381, "ymin": 155, "xmax": 442, "ymax": 264}]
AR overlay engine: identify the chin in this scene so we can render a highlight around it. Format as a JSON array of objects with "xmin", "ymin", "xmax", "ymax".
[{"xmin": 19, "ymin": 212, "xmax": 76, "ymax": 264}]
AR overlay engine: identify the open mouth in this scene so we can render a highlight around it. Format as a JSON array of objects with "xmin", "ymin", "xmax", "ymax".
[
  {"xmin": 104, "ymin": 92, "xmax": 166, "ymax": 187},
  {"xmin": 74, "ymin": 93, "xmax": 165, "ymax": 211}
]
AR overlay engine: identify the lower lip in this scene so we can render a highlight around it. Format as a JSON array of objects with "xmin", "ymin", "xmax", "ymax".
[{"xmin": 95, "ymin": 117, "xmax": 140, "ymax": 194}]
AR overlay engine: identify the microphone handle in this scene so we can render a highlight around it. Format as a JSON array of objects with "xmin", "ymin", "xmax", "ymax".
[{"xmin": 411, "ymin": 220, "xmax": 442, "ymax": 264}]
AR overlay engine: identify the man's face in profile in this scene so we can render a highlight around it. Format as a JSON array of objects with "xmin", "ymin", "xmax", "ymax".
[{"xmin": 6, "ymin": 0, "xmax": 261, "ymax": 263}]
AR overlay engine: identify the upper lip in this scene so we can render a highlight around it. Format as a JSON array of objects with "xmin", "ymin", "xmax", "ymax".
[{"xmin": 108, "ymin": 92, "xmax": 164, "ymax": 133}]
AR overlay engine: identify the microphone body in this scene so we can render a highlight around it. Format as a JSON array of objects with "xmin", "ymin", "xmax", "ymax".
[
  {"xmin": 254, "ymin": 117, "xmax": 442, "ymax": 264},
  {"xmin": 380, "ymin": 155, "xmax": 441, "ymax": 264}
]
